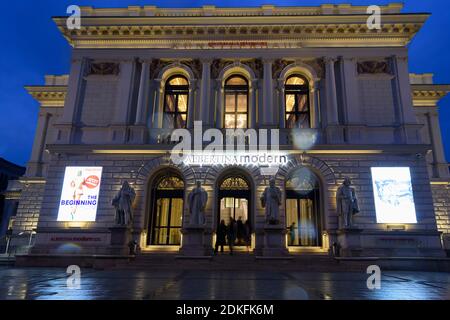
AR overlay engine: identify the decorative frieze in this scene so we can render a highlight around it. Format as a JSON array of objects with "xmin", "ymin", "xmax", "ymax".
[
  {"xmin": 357, "ymin": 60, "xmax": 392, "ymax": 75},
  {"xmin": 88, "ymin": 62, "xmax": 120, "ymax": 75}
]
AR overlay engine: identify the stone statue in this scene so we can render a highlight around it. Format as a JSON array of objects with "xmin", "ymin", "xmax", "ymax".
[
  {"xmin": 336, "ymin": 177, "xmax": 360, "ymax": 229},
  {"xmin": 112, "ymin": 181, "xmax": 136, "ymax": 226},
  {"xmin": 188, "ymin": 181, "xmax": 208, "ymax": 226},
  {"xmin": 261, "ymin": 178, "xmax": 282, "ymax": 225}
]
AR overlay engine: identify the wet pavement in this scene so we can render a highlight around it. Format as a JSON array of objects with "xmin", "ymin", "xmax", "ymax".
[{"xmin": 0, "ymin": 266, "xmax": 449, "ymax": 300}]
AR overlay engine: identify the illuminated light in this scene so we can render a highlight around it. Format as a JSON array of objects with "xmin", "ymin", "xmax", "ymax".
[
  {"xmin": 55, "ymin": 243, "xmax": 83, "ymax": 254},
  {"xmin": 387, "ymin": 224, "xmax": 407, "ymax": 231},
  {"xmin": 141, "ymin": 245, "xmax": 180, "ymax": 252},
  {"xmin": 180, "ymin": 151, "xmax": 288, "ymax": 167},
  {"xmin": 291, "ymin": 129, "xmax": 318, "ymax": 150},
  {"xmin": 300, "ymin": 150, "xmax": 384, "ymax": 155},
  {"xmin": 65, "ymin": 221, "xmax": 90, "ymax": 228},
  {"xmin": 430, "ymin": 181, "xmax": 450, "ymax": 185},
  {"xmin": 92, "ymin": 149, "xmax": 164, "ymax": 154},
  {"xmin": 371, "ymin": 167, "xmax": 417, "ymax": 224},
  {"xmin": 57, "ymin": 167, "xmax": 103, "ymax": 222}
]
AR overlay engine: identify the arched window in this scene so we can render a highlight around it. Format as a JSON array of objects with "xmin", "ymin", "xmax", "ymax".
[
  {"xmin": 163, "ymin": 75, "xmax": 189, "ymax": 129},
  {"xmin": 224, "ymin": 75, "xmax": 249, "ymax": 129},
  {"xmin": 148, "ymin": 174, "xmax": 184, "ymax": 246},
  {"xmin": 285, "ymin": 75, "xmax": 311, "ymax": 129},
  {"xmin": 286, "ymin": 168, "xmax": 321, "ymax": 247}
]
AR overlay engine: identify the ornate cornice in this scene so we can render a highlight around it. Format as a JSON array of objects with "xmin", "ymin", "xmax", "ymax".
[
  {"xmin": 25, "ymin": 86, "xmax": 67, "ymax": 107},
  {"xmin": 53, "ymin": 12, "xmax": 428, "ymax": 49},
  {"xmin": 412, "ymin": 84, "xmax": 450, "ymax": 107}
]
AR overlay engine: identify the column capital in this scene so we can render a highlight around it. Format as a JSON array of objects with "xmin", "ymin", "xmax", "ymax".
[
  {"xmin": 324, "ymin": 57, "xmax": 337, "ymax": 64},
  {"xmin": 200, "ymin": 58, "xmax": 214, "ymax": 65},
  {"xmin": 262, "ymin": 58, "xmax": 275, "ymax": 65}
]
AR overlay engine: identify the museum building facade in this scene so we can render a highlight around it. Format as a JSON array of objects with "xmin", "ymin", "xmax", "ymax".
[{"xmin": 8, "ymin": 4, "xmax": 450, "ymax": 263}]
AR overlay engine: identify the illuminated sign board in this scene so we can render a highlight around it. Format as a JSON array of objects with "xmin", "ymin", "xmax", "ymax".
[
  {"xmin": 370, "ymin": 167, "xmax": 417, "ymax": 224},
  {"xmin": 57, "ymin": 167, "xmax": 103, "ymax": 222}
]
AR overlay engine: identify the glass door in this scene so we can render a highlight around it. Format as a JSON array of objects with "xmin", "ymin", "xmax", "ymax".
[
  {"xmin": 286, "ymin": 190, "xmax": 321, "ymax": 247},
  {"xmin": 152, "ymin": 198, "xmax": 183, "ymax": 245}
]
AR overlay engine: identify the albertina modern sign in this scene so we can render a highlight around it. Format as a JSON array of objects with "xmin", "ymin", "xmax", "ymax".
[
  {"xmin": 57, "ymin": 167, "xmax": 103, "ymax": 222},
  {"xmin": 371, "ymin": 167, "xmax": 417, "ymax": 224}
]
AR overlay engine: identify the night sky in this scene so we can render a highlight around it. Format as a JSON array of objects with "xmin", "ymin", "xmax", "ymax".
[{"xmin": 1, "ymin": 0, "xmax": 449, "ymax": 166}]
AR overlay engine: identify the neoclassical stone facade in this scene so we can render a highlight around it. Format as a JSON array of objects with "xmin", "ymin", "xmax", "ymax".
[{"xmin": 8, "ymin": 4, "xmax": 450, "ymax": 263}]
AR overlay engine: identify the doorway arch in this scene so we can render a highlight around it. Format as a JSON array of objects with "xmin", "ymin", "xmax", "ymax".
[
  {"xmin": 217, "ymin": 173, "xmax": 252, "ymax": 247},
  {"xmin": 285, "ymin": 167, "xmax": 322, "ymax": 247}
]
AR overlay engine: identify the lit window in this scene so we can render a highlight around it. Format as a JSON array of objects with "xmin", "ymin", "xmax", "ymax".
[
  {"xmin": 285, "ymin": 75, "xmax": 310, "ymax": 129},
  {"xmin": 224, "ymin": 75, "xmax": 249, "ymax": 129},
  {"xmin": 163, "ymin": 75, "xmax": 189, "ymax": 129}
]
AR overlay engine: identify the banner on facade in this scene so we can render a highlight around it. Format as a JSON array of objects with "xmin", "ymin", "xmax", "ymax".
[
  {"xmin": 371, "ymin": 167, "xmax": 417, "ymax": 224},
  {"xmin": 57, "ymin": 166, "xmax": 103, "ymax": 222}
]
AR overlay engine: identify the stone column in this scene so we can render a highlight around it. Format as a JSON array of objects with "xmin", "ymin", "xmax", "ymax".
[
  {"xmin": 111, "ymin": 60, "xmax": 135, "ymax": 143},
  {"xmin": 311, "ymin": 82, "xmax": 321, "ymax": 129},
  {"xmin": 325, "ymin": 57, "xmax": 339, "ymax": 125},
  {"xmin": 215, "ymin": 80, "xmax": 224, "ymax": 128},
  {"xmin": 27, "ymin": 111, "xmax": 50, "ymax": 177},
  {"xmin": 262, "ymin": 59, "xmax": 274, "ymax": 127},
  {"xmin": 277, "ymin": 79, "xmax": 286, "ymax": 128},
  {"xmin": 250, "ymin": 79, "xmax": 258, "ymax": 128},
  {"xmin": 57, "ymin": 57, "xmax": 88, "ymax": 144},
  {"xmin": 392, "ymin": 56, "xmax": 417, "ymax": 124},
  {"xmin": 200, "ymin": 60, "xmax": 212, "ymax": 128},
  {"xmin": 130, "ymin": 60, "xmax": 151, "ymax": 144},
  {"xmin": 188, "ymin": 81, "xmax": 196, "ymax": 129},
  {"xmin": 135, "ymin": 60, "xmax": 150, "ymax": 125},
  {"xmin": 427, "ymin": 111, "xmax": 450, "ymax": 178}
]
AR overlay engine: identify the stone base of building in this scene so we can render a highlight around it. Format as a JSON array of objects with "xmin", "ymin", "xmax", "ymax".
[
  {"xmin": 179, "ymin": 226, "xmax": 212, "ymax": 257},
  {"xmin": 109, "ymin": 226, "xmax": 133, "ymax": 256},
  {"xmin": 337, "ymin": 229, "xmax": 445, "ymax": 258},
  {"xmin": 261, "ymin": 225, "xmax": 289, "ymax": 257}
]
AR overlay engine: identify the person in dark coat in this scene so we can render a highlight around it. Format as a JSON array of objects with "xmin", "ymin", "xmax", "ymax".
[
  {"xmin": 227, "ymin": 218, "xmax": 237, "ymax": 255},
  {"xmin": 236, "ymin": 216, "xmax": 244, "ymax": 245},
  {"xmin": 244, "ymin": 219, "xmax": 252, "ymax": 252},
  {"xmin": 214, "ymin": 220, "xmax": 227, "ymax": 254}
]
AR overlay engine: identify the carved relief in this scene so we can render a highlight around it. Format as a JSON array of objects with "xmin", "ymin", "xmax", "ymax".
[
  {"xmin": 181, "ymin": 59, "xmax": 202, "ymax": 79},
  {"xmin": 304, "ymin": 58, "xmax": 325, "ymax": 78},
  {"xmin": 357, "ymin": 60, "xmax": 391, "ymax": 74},
  {"xmin": 211, "ymin": 59, "xmax": 233, "ymax": 79},
  {"xmin": 150, "ymin": 59, "xmax": 171, "ymax": 79},
  {"xmin": 242, "ymin": 59, "xmax": 263, "ymax": 78},
  {"xmin": 88, "ymin": 62, "xmax": 120, "ymax": 75},
  {"xmin": 272, "ymin": 59, "xmax": 290, "ymax": 79}
]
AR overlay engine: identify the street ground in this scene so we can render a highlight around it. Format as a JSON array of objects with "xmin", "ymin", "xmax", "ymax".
[{"xmin": 0, "ymin": 266, "xmax": 449, "ymax": 300}]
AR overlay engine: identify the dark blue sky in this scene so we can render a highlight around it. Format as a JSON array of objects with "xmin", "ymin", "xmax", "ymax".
[{"xmin": 1, "ymin": 0, "xmax": 449, "ymax": 166}]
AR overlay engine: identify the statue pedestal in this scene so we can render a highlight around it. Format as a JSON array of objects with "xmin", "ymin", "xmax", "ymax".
[
  {"xmin": 109, "ymin": 226, "xmax": 132, "ymax": 256},
  {"xmin": 337, "ymin": 228, "xmax": 363, "ymax": 257},
  {"xmin": 261, "ymin": 224, "xmax": 289, "ymax": 257},
  {"xmin": 179, "ymin": 225, "xmax": 211, "ymax": 257}
]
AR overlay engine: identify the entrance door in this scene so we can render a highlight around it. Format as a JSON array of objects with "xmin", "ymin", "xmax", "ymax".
[
  {"xmin": 285, "ymin": 168, "xmax": 322, "ymax": 247},
  {"xmin": 218, "ymin": 176, "xmax": 251, "ymax": 247},
  {"xmin": 148, "ymin": 175, "xmax": 184, "ymax": 246}
]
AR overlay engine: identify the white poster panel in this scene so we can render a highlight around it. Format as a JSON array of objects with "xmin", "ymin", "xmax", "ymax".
[
  {"xmin": 57, "ymin": 167, "xmax": 103, "ymax": 222},
  {"xmin": 370, "ymin": 167, "xmax": 417, "ymax": 224}
]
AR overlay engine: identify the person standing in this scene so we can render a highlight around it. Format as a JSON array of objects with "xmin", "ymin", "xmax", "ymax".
[
  {"xmin": 244, "ymin": 219, "xmax": 251, "ymax": 252},
  {"xmin": 214, "ymin": 220, "xmax": 227, "ymax": 254},
  {"xmin": 227, "ymin": 218, "xmax": 237, "ymax": 255},
  {"xmin": 289, "ymin": 222, "xmax": 296, "ymax": 246},
  {"xmin": 236, "ymin": 216, "xmax": 244, "ymax": 245}
]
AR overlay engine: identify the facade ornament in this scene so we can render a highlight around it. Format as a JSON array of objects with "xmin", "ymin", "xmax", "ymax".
[
  {"xmin": 88, "ymin": 62, "xmax": 120, "ymax": 75},
  {"xmin": 188, "ymin": 181, "xmax": 208, "ymax": 226},
  {"xmin": 272, "ymin": 59, "xmax": 290, "ymax": 79},
  {"xmin": 261, "ymin": 178, "xmax": 282, "ymax": 225},
  {"xmin": 112, "ymin": 181, "xmax": 136, "ymax": 226},
  {"xmin": 150, "ymin": 59, "xmax": 171, "ymax": 79},
  {"xmin": 357, "ymin": 60, "xmax": 391, "ymax": 74},
  {"xmin": 303, "ymin": 58, "xmax": 325, "ymax": 79},
  {"xmin": 336, "ymin": 177, "xmax": 360, "ymax": 229},
  {"xmin": 242, "ymin": 58, "xmax": 263, "ymax": 78},
  {"xmin": 181, "ymin": 59, "xmax": 202, "ymax": 79},
  {"xmin": 211, "ymin": 59, "xmax": 233, "ymax": 79}
]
